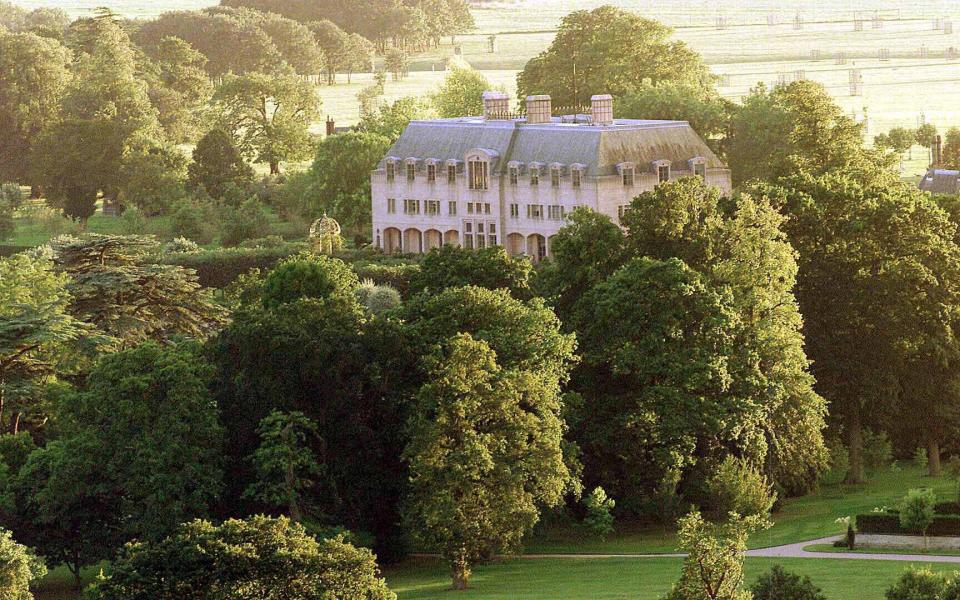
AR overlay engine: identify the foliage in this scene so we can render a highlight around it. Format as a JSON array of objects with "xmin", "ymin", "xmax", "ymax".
[
  {"xmin": 409, "ymin": 245, "xmax": 532, "ymax": 299},
  {"xmin": 117, "ymin": 140, "xmax": 188, "ymax": 216},
  {"xmin": 143, "ymin": 36, "xmax": 213, "ymax": 143},
  {"xmin": 885, "ymin": 567, "xmax": 948, "ymax": 600},
  {"xmin": 212, "ymin": 70, "xmax": 321, "ymax": 174},
  {"xmin": 916, "ymin": 448, "xmax": 930, "ymax": 472},
  {"xmin": 220, "ymin": 198, "xmax": 271, "ymax": 247},
  {"xmin": 517, "ymin": 7, "xmax": 714, "ymax": 106},
  {"xmin": 89, "ymin": 516, "xmax": 396, "ymax": 600},
  {"xmin": 0, "ymin": 527, "xmax": 46, "ymax": 600},
  {"xmin": 617, "ymin": 82, "xmax": 730, "ymax": 149},
  {"xmin": 356, "ymin": 280, "xmax": 402, "ymax": 316},
  {"xmin": 750, "ymin": 565, "xmax": 826, "ymax": 600},
  {"xmin": 432, "ymin": 63, "xmax": 496, "ymax": 118},
  {"xmin": 0, "ymin": 32, "xmax": 72, "ymax": 185},
  {"xmin": 187, "ymin": 128, "xmax": 255, "ymax": 201},
  {"xmin": 900, "ymin": 488, "xmax": 937, "ymax": 537},
  {"xmin": 245, "ymin": 411, "xmax": 322, "ymax": 522},
  {"xmin": 404, "ymin": 333, "xmax": 578, "ymax": 589},
  {"xmin": 862, "ymin": 429, "xmax": 894, "ymax": 472},
  {"xmin": 0, "ymin": 183, "xmax": 22, "ymax": 210},
  {"xmin": 821, "ymin": 439, "xmax": 850, "ymax": 486},
  {"xmin": 664, "ymin": 511, "xmax": 768, "ymax": 600},
  {"xmin": 261, "ymin": 253, "xmax": 359, "ymax": 308},
  {"xmin": 358, "ymin": 96, "xmax": 433, "ymax": 142},
  {"xmin": 706, "ymin": 457, "xmax": 777, "ymax": 520},
  {"xmin": 582, "ymin": 487, "xmax": 615, "ymax": 539},
  {"xmin": 170, "ymin": 196, "xmax": 218, "ymax": 244},
  {"xmin": 0, "ymin": 196, "xmax": 12, "ymax": 241}
]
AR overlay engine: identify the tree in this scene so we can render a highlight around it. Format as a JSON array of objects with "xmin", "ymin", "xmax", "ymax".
[
  {"xmin": 944, "ymin": 127, "xmax": 960, "ymax": 169},
  {"xmin": 617, "ymin": 82, "xmax": 730, "ymax": 152},
  {"xmin": 51, "ymin": 235, "xmax": 227, "ymax": 345},
  {"xmin": 187, "ymin": 128, "xmax": 255, "ymax": 200},
  {"xmin": 244, "ymin": 411, "xmax": 322, "ymax": 522},
  {"xmin": 0, "ymin": 32, "xmax": 71, "ymax": 187},
  {"xmin": 34, "ymin": 19, "xmax": 160, "ymax": 224},
  {"xmin": 432, "ymin": 63, "xmax": 496, "ymax": 118},
  {"xmin": 261, "ymin": 253, "xmax": 359, "ymax": 308},
  {"xmin": 899, "ymin": 488, "xmax": 937, "ymax": 546},
  {"xmin": 582, "ymin": 487, "xmax": 615, "ymax": 539},
  {"xmin": 212, "ymin": 70, "xmax": 321, "ymax": 174},
  {"xmin": 384, "ymin": 47, "xmax": 408, "ymax": 81},
  {"xmin": 885, "ymin": 567, "xmax": 948, "ymax": 600},
  {"xmin": 0, "ymin": 528, "xmax": 46, "ymax": 599},
  {"xmin": 0, "ymin": 252, "xmax": 91, "ymax": 435},
  {"xmin": 257, "ymin": 11, "xmax": 324, "ymax": 77},
  {"xmin": 517, "ymin": 7, "xmax": 714, "ymax": 107},
  {"xmin": 665, "ymin": 511, "xmax": 768, "ymax": 600},
  {"xmin": 727, "ymin": 81, "xmax": 875, "ymax": 186},
  {"xmin": 916, "ymin": 123, "xmax": 938, "ymax": 150},
  {"xmin": 343, "ymin": 33, "xmax": 374, "ymax": 82},
  {"xmin": 404, "ymin": 333, "xmax": 577, "ymax": 589},
  {"xmin": 220, "ymin": 197, "xmax": 271, "ymax": 246},
  {"xmin": 358, "ymin": 96, "xmax": 433, "ymax": 142},
  {"xmin": 143, "ymin": 36, "xmax": 213, "ymax": 143},
  {"xmin": 89, "ymin": 517, "xmax": 396, "ymax": 600},
  {"xmin": 409, "ymin": 245, "xmax": 532, "ymax": 299},
  {"xmin": 308, "ymin": 19, "xmax": 349, "ymax": 85},
  {"xmin": 287, "ymin": 131, "xmax": 391, "ymax": 234},
  {"xmin": 705, "ymin": 457, "xmax": 776, "ymax": 520},
  {"xmin": 750, "ymin": 566, "xmax": 826, "ymax": 600},
  {"xmin": 117, "ymin": 139, "xmax": 188, "ymax": 216}
]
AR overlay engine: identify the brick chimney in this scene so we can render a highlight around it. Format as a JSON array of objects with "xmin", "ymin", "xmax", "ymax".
[
  {"xmin": 525, "ymin": 95, "xmax": 552, "ymax": 124},
  {"xmin": 326, "ymin": 116, "xmax": 336, "ymax": 136},
  {"xmin": 933, "ymin": 134, "xmax": 943, "ymax": 166},
  {"xmin": 591, "ymin": 94, "xmax": 614, "ymax": 126},
  {"xmin": 482, "ymin": 91, "xmax": 510, "ymax": 120}
]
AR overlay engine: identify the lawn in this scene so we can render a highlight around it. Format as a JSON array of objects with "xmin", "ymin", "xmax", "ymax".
[
  {"xmin": 524, "ymin": 463, "xmax": 955, "ymax": 554},
  {"xmin": 386, "ymin": 556, "xmax": 960, "ymax": 599}
]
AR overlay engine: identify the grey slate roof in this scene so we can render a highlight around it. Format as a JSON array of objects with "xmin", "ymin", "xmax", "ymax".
[
  {"xmin": 919, "ymin": 169, "xmax": 960, "ymax": 195},
  {"xmin": 380, "ymin": 116, "xmax": 724, "ymax": 176}
]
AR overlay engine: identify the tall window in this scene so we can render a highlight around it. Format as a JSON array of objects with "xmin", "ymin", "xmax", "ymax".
[
  {"xmin": 488, "ymin": 223, "xmax": 497, "ymax": 247},
  {"xmin": 657, "ymin": 164, "xmax": 670, "ymax": 183},
  {"xmin": 404, "ymin": 199, "xmax": 420, "ymax": 214},
  {"xmin": 551, "ymin": 167, "xmax": 561, "ymax": 188},
  {"xmin": 448, "ymin": 201, "xmax": 457, "ymax": 216},
  {"xmin": 548, "ymin": 205, "xmax": 564, "ymax": 220},
  {"xmin": 530, "ymin": 167, "xmax": 540, "ymax": 186},
  {"xmin": 387, "ymin": 198, "xmax": 396, "ymax": 214},
  {"xmin": 572, "ymin": 168, "xmax": 582, "ymax": 188},
  {"xmin": 527, "ymin": 204, "xmax": 543, "ymax": 219},
  {"xmin": 484, "ymin": 203, "xmax": 491, "ymax": 214},
  {"xmin": 476, "ymin": 223, "xmax": 486, "ymax": 248},
  {"xmin": 407, "ymin": 162, "xmax": 416, "ymax": 182},
  {"xmin": 447, "ymin": 164, "xmax": 457, "ymax": 184},
  {"xmin": 425, "ymin": 200, "xmax": 440, "ymax": 215},
  {"xmin": 509, "ymin": 203, "xmax": 519, "ymax": 218},
  {"xmin": 622, "ymin": 166, "xmax": 635, "ymax": 187},
  {"xmin": 386, "ymin": 161, "xmax": 396, "ymax": 182},
  {"xmin": 468, "ymin": 159, "xmax": 489, "ymax": 190},
  {"xmin": 509, "ymin": 165, "xmax": 519, "ymax": 185},
  {"xmin": 427, "ymin": 163, "xmax": 437, "ymax": 182},
  {"xmin": 464, "ymin": 222, "xmax": 473, "ymax": 249},
  {"xmin": 694, "ymin": 162, "xmax": 706, "ymax": 178}
]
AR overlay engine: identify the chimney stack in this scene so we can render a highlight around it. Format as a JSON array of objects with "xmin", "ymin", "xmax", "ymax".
[
  {"xmin": 525, "ymin": 95, "xmax": 552, "ymax": 124},
  {"xmin": 591, "ymin": 94, "xmax": 614, "ymax": 126},
  {"xmin": 934, "ymin": 134, "xmax": 943, "ymax": 166},
  {"xmin": 482, "ymin": 91, "xmax": 510, "ymax": 120},
  {"xmin": 326, "ymin": 116, "xmax": 336, "ymax": 136}
]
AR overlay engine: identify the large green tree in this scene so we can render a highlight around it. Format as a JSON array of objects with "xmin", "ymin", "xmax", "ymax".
[
  {"xmin": 432, "ymin": 63, "xmax": 495, "ymax": 118},
  {"xmin": 409, "ymin": 245, "xmax": 532, "ymax": 299},
  {"xmin": 212, "ymin": 70, "xmax": 321, "ymax": 175},
  {"xmin": 0, "ymin": 32, "xmax": 71, "ymax": 187},
  {"xmin": 517, "ymin": 6, "xmax": 714, "ymax": 106},
  {"xmin": 617, "ymin": 82, "xmax": 730, "ymax": 154},
  {"xmin": 186, "ymin": 128, "xmax": 255, "ymax": 200},
  {"xmin": 405, "ymin": 333, "xmax": 577, "ymax": 590},
  {"xmin": 89, "ymin": 517, "xmax": 396, "ymax": 600},
  {"xmin": 142, "ymin": 36, "xmax": 213, "ymax": 143}
]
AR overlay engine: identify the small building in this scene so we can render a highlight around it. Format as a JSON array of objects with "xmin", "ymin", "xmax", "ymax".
[
  {"xmin": 919, "ymin": 168, "xmax": 960, "ymax": 195},
  {"xmin": 370, "ymin": 92, "xmax": 732, "ymax": 261}
]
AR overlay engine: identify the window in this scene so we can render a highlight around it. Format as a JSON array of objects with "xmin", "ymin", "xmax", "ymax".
[
  {"xmin": 448, "ymin": 201, "xmax": 457, "ymax": 216},
  {"xmin": 617, "ymin": 205, "xmax": 629, "ymax": 220},
  {"xmin": 476, "ymin": 222, "xmax": 485, "ymax": 248},
  {"xmin": 657, "ymin": 164, "xmax": 670, "ymax": 183},
  {"xmin": 403, "ymin": 199, "xmax": 420, "ymax": 214},
  {"xmin": 387, "ymin": 198, "xmax": 396, "ymax": 214},
  {"xmin": 406, "ymin": 162, "xmax": 416, "ymax": 182},
  {"xmin": 509, "ymin": 165, "xmax": 519, "ymax": 185},
  {"xmin": 622, "ymin": 167, "xmax": 635, "ymax": 187},
  {"xmin": 488, "ymin": 223, "xmax": 497, "ymax": 247},
  {"xmin": 527, "ymin": 204, "xmax": 543, "ymax": 219},
  {"xmin": 530, "ymin": 167, "xmax": 540, "ymax": 186},
  {"xmin": 467, "ymin": 202, "xmax": 474, "ymax": 214},
  {"xmin": 425, "ymin": 200, "xmax": 440, "ymax": 215},
  {"xmin": 694, "ymin": 162, "xmax": 706, "ymax": 178},
  {"xmin": 427, "ymin": 163, "xmax": 437, "ymax": 182},
  {"xmin": 484, "ymin": 203, "xmax": 491, "ymax": 215},
  {"xmin": 572, "ymin": 169, "xmax": 582, "ymax": 188},
  {"xmin": 551, "ymin": 167, "xmax": 561, "ymax": 188},
  {"xmin": 548, "ymin": 205, "xmax": 564, "ymax": 220},
  {"xmin": 468, "ymin": 159, "xmax": 489, "ymax": 190},
  {"xmin": 447, "ymin": 164, "xmax": 457, "ymax": 184},
  {"xmin": 509, "ymin": 203, "xmax": 519, "ymax": 218},
  {"xmin": 386, "ymin": 161, "xmax": 396, "ymax": 182},
  {"xmin": 464, "ymin": 222, "xmax": 473, "ymax": 249}
]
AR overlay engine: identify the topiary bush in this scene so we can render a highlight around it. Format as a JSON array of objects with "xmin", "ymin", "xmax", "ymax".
[
  {"xmin": 916, "ymin": 447, "xmax": 930, "ymax": 471},
  {"xmin": 751, "ymin": 565, "xmax": 826, "ymax": 600},
  {"xmin": 706, "ymin": 456, "xmax": 777, "ymax": 520},
  {"xmin": 884, "ymin": 567, "xmax": 947, "ymax": 600}
]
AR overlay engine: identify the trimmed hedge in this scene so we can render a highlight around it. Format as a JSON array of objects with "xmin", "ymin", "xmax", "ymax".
[
  {"xmin": 857, "ymin": 513, "xmax": 960, "ymax": 536},
  {"xmin": 936, "ymin": 502, "xmax": 960, "ymax": 515},
  {"xmin": 353, "ymin": 262, "xmax": 420, "ymax": 297},
  {"xmin": 158, "ymin": 244, "xmax": 305, "ymax": 288}
]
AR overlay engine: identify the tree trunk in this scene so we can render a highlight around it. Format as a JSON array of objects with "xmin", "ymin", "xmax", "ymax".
[
  {"xmin": 270, "ymin": 161, "xmax": 280, "ymax": 176},
  {"xmin": 846, "ymin": 409, "xmax": 865, "ymax": 483},
  {"xmin": 286, "ymin": 462, "xmax": 302, "ymax": 522},
  {"xmin": 450, "ymin": 552, "xmax": 470, "ymax": 590},
  {"xmin": 69, "ymin": 562, "xmax": 81, "ymax": 590},
  {"xmin": 928, "ymin": 438, "xmax": 942, "ymax": 477}
]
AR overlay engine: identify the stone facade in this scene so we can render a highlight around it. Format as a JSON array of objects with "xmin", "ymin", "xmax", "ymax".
[{"xmin": 371, "ymin": 93, "xmax": 732, "ymax": 261}]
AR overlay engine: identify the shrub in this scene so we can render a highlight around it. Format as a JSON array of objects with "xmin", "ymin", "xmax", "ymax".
[
  {"xmin": 353, "ymin": 262, "xmax": 420, "ymax": 296},
  {"xmin": 885, "ymin": 567, "xmax": 947, "ymax": 600},
  {"xmin": 0, "ymin": 528, "xmax": 46, "ymax": 599},
  {"xmin": 916, "ymin": 447, "xmax": 930, "ymax": 471},
  {"xmin": 262, "ymin": 253, "xmax": 359, "ymax": 308},
  {"xmin": 238, "ymin": 235, "xmax": 287, "ymax": 249},
  {"xmin": 88, "ymin": 516, "xmax": 396, "ymax": 600},
  {"xmin": 940, "ymin": 577, "xmax": 960, "ymax": 600},
  {"xmin": 356, "ymin": 280, "xmax": 402, "ymax": 316},
  {"xmin": 856, "ymin": 512, "xmax": 903, "ymax": 534},
  {"xmin": 847, "ymin": 523, "xmax": 856, "ymax": 549},
  {"xmin": 170, "ymin": 198, "xmax": 217, "ymax": 244},
  {"xmin": 821, "ymin": 439, "xmax": 850, "ymax": 485},
  {"xmin": 220, "ymin": 198, "xmax": 271, "ymax": 247},
  {"xmin": 119, "ymin": 207, "xmax": 147, "ymax": 234},
  {"xmin": 582, "ymin": 487, "xmax": 615, "ymax": 539},
  {"xmin": 159, "ymin": 245, "xmax": 303, "ymax": 288},
  {"xmin": 186, "ymin": 128, "xmax": 254, "ymax": 201},
  {"xmin": 0, "ymin": 197, "xmax": 12, "ymax": 241},
  {"xmin": 0, "ymin": 183, "xmax": 23, "ymax": 210},
  {"xmin": 751, "ymin": 565, "xmax": 826, "ymax": 600},
  {"xmin": 900, "ymin": 489, "xmax": 937, "ymax": 541},
  {"xmin": 706, "ymin": 456, "xmax": 777, "ymax": 520},
  {"xmin": 863, "ymin": 429, "xmax": 893, "ymax": 471},
  {"xmin": 164, "ymin": 237, "xmax": 201, "ymax": 254}
]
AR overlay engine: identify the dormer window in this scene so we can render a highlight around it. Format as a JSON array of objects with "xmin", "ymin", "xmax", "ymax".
[
  {"xmin": 406, "ymin": 160, "xmax": 417, "ymax": 182},
  {"xmin": 618, "ymin": 162, "xmax": 635, "ymax": 187},
  {"xmin": 386, "ymin": 158, "xmax": 398, "ymax": 182},
  {"xmin": 654, "ymin": 160, "xmax": 671, "ymax": 183},
  {"xmin": 689, "ymin": 157, "xmax": 706, "ymax": 179},
  {"xmin": 447, "ymin": 162, "xmax": 457, "ymax": 185},
  {"xmin": 550, "ymin": 164, "xmax": 563, "ymax": 188},
  {"xmin": 508, "ymin": 161, "xmax": 521, "ymax": 185},
  {"xmin": 468, "ymin": 158, "xmax": 489, "ymax": 190},
  {"xmin": 529, "ymin": 163, "xmax": 542, "ymax": 186},
  {"xmin": 571, "ymin": 164, "xmax": 585, "ymax": 188},
  {"xmin": 426, "ymin": 160, "xmax": 438, "ymax": 183}
]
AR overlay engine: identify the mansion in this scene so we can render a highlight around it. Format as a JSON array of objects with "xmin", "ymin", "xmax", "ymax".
[{"xmin": 371, "ymin": 92, "xmax": 732, "ymax": 261}]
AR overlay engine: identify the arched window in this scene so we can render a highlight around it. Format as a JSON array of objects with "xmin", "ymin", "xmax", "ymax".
[{"xmin": 468, "ymin": 158, "xmax": 489, "ymax": 190}]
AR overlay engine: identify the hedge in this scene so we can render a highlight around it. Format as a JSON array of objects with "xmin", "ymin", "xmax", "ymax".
[
  {"xmin": 158, "ymin": 244, "xmax": 304, "ymax": 288},
  {"xmin": 353, "ymin": 262, "xmax": 420, "ymax": 296},
  {"xmin": 857, "ymin": 513, "xmax": 960, "ymax": 536},
  {"xmin": 0, "ymin": 245, "xmax": 31, "ymax": 257},
  {"xmin": 935, "ymin": 502, "xmax": 960, "ymax": 515}
]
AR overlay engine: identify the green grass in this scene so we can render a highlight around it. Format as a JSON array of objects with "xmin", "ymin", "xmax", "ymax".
[
  {"xmin": 805, "ymin": 543, "xmax": 960, "ymax": 556},
  {"xmin": 386, "ymin": 556, "xmax": 960, "ymax": 600},
  {"xmin": 524, "ymin": 463, "xmax": 955, "ymax": 554}
]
